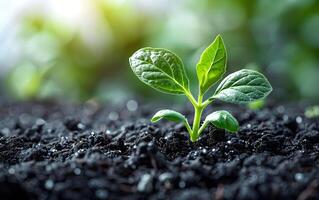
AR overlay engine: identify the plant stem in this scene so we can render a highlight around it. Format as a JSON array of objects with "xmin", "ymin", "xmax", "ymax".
[
  {"xmin": 190, "ymin": 92, "xmax": 204, "ymax": 142},
  {"xmin": 184, "ymin": 90, "xmax": 198, "ymax": 107},
  {"xmin": 190, "ymin": 106, "xmax": 203, "ymax": 142},
  {"xmin": 202, "ymin": 99, "xmax": 213, "ymax": 108},
  {"xmin": 184, "ymin": 89, "xmax": 213, "ymax": 142},
  {"xmin": 184, "ymin": 121, "xmax": 193, "ymax": 136},
  {"xmin": 198, "ymin": 121, "xmax": 208, "ymax": 135}
]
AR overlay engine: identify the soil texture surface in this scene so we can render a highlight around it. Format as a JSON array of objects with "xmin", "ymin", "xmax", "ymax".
[{"xmin": 0, "ymin": 101, "xmax": 318, "ymax": 200}]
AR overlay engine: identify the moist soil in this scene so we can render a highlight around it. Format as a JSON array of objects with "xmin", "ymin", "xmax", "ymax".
[{"xmin": 0, "ymin": 101, "xmax": 318, "ymax": 200}]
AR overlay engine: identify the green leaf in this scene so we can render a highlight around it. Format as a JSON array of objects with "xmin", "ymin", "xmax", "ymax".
[
  {"xmin": 151, "ymin": 109, "xmax": 187, "ymax": 123},
  {"xmin": 204, "ymin": 110, "xmax": 239, "ymax": 132},
  {"xmin": 212, "ymin": 69, "xmax": 272, "ymax": 104},
  {"xmin": 129, "ymin": 48, "xmax": 190, "ymax": 95},
  {"xmin": 248, "ymin": 99, "xmax": 265, "ymax": 110},
  {"xmin": 196, "ymin": 35, "xmax": 227, "ymax": 94}
]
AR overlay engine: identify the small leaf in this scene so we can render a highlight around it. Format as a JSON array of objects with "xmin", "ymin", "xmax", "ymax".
[
  {"xmin": 248, "ymin": 99, "xmax": 265, "ymax": 110},
  {"xmin": 204, "ymin": 110, "xmax": 239, "ymax": 132},
  {"xmin": 196, "ymin": 35, "xmax": 227, "ymax": 94},
  {"xmin": 129, "ymin": 48, "xmax": 190, "ymax": 95},
  {"xmin": 212, "ymin": 69, "xmax": 272, "ymax": 104},
  {"xmin": 151, "ymin": 109, "xmax": 187, "ymax": 123}
]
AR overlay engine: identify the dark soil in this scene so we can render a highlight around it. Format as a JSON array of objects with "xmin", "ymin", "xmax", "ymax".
[{"xmin": 0, "ymin": 101, "xmax": 318, "ymax": 200}]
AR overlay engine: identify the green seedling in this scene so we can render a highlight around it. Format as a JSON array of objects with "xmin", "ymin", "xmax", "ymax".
[
  {"xmin": 305, "ymin": 105, "xmax": 319, "ymax": 118},
  {"xmin": 129, "ymin": 35, "xmax": 272, "ymax": 142}
]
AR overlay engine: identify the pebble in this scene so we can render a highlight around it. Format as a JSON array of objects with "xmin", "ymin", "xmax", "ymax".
[
  {"xmin": 283, "ymin": 115, "xmax": 289, "ymax": 122},
  {"xmin": 74, "ymin": 168, "xmax": 81, "ymax": 175},
  {"xmin": 296, "ymin": 116, "xmax": 302, "ymax": 124},
  {"xmin": 201, "ymin": 148, "xmax": 207, "ymax": 154},
  {"xmin": 137, "ymin": 174, "xmax": 153, "ymax": 193},
  {"xmin": 95, "ymin": 189, "xmax": 109, "ymax": 199},
  {"xmin": 0, "ymin": 128, "xmax": 10, "ymax": 136},
  {"xmin": 35, "ymin": 118, "xmax": 46, "ymax": 127},
  {"xmin": 294, "ymin": 173, "xmax": 304, "ymax": 182},
  {"xmin": 126, "ymin": 100, "xmax": 138, "ymax": 112},
  {"xmin": 108, "ymin": 112, "xmax": 119, "ymax": 121},
  {"xmin": 159, "ymin": 172, "xmax": 173, "ymax": 183},
  {"xmin": 179, "ymin": 181, "xmax": 186, "ymax": 188},
  {"xmin": 45, "ymin": 179, "xmax": 54, "ymax": 190},
  {"xmin": 77, "ymin": 123, "xmax": 86, "ymax": 130},
  {"xmin": 277, "ymin": 106, "xmax": 285, "ymax": 113},
  {"xmin": 8, "ymin": 168, "xmax": 15, "ymax": 174}
]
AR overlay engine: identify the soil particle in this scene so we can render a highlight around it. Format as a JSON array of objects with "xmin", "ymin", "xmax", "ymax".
[{"xmin": 0, "ymin": 101, "xmax": 318, "ymax": 200}]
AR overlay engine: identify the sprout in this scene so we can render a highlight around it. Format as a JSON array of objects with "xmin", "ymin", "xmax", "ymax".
[{"xmin": 129, "ymin": 35, "xmax": 272, "ymax": 142}]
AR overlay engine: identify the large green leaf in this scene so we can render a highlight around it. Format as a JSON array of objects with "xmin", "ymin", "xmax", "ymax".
[
  {"xmin": 129, "ymin": 48, "xmax": 189, "ymax": 95},
  {"xmin": 151, "ymin": 109, "xmax": 187, "ymax": 123},
  {"xmin": 211, "ymin": 69, "xmax": 272, "ymax": 104},
  {"xmin": 204, "ymin": 110, "xmax": 239, "ymax": 132},
  {"xmin": 196, "ymin": 35, "xmax": 227, "ymax": 94}
]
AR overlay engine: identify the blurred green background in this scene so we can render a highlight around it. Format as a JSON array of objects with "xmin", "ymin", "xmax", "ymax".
[{"xmin": 0, "ymin": 0, "xmax": 318, "ymax": 104}]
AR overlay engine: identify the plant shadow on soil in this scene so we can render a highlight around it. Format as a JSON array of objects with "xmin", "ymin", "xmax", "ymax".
[{"xmin": 0, "ymin": 101, "xmax": 318, "ymax": 200}]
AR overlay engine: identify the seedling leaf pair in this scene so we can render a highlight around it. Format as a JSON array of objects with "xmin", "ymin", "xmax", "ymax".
[{"xmin": 129, "ymin": 35, "xmax": 272, "ymax": 142}]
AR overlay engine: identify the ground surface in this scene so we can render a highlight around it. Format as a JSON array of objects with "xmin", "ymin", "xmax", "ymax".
[{"xmin": 0, "ymin": 101, "xmax": 318, "ymax": 200}]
